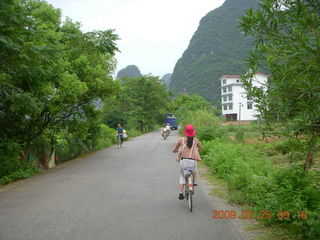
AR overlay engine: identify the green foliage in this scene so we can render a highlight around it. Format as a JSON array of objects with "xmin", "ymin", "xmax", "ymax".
[
  {"xmin": 239, "ymin": 0, "xmax": 320, "ymax": 169},
  {"xmin": 55, "ymin": 131, "xmax": 89, "ymax": 162},
  {"xmin": 103, "ymin": 75, "xmax": 170, "ymax": 132},
  {"xmin": 171, "ymin": 93, "xmax": 221, "ymax": 141},
  {"xmin": 0, "ymin": 137, "xmax": 22, "ymax": 178},
  {"xmin": 171, "ymin": 93, "xmax": 220, "ymax": 141},
  {"xmin": 202, "ymin": 135, "xmax": 320, "ymax": 239},
  {"xmin": 0, "ymin": 0, "xmax": 120, "ymax": 180},
  {"xmin": 0, "ymin": 0, "xmax": 119, "ymax": 144},
  {"xmin": 104, "ymin": 109, "xmax": 127, "ymax": 128},
  {"xmin": 255, "ymin": 166, "xmax": 320, "ymax": 239},
  {"xmin": 235, "ymin": 129, "xmax": 245, "ymax": 142},
  {"xmin": 170, "ymin": 0, "xmax": 259, "ymax": 102},
  {"xmin": 0, "ymin": 165, "xmax": 39, "ymax": 185},
  {"xmin": 178, "ymin": 109, "xmax": 220, "ymax": 142},
  {"xmin": 94, "ymin": 124, "xmax": 117, "ymax": 150}
]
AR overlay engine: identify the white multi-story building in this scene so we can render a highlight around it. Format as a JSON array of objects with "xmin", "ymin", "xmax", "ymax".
[{"xmin": 220, "ymin": 73, "xmax": 267, "ymax": 121}]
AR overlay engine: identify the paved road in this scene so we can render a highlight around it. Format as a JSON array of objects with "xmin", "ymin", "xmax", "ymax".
[{"xmin": 0, "ymin": 130, "xmax": 255, "ymax": 240}]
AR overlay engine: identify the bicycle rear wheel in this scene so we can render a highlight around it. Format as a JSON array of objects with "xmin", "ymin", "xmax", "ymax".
[
  {"xmin": 188, "ymin": 190, "xmax": 193, "ymax": 212},
  {"xmin": 117, "ymin": 135, "xmax": 121, "ymax": 149},
  {"xmin": 185, "ymin": 175, "xmax": 193, "ymax": 212}
]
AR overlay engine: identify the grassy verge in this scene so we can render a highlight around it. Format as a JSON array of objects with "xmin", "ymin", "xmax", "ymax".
[{"xmin": 0, "ymin": 165, "xmax": 39, "ymax": 185}]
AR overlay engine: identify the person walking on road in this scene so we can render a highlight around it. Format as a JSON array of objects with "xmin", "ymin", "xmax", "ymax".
[{"xmin": 173, "ymin": 124, "xmax": 202, "ymax": 200}]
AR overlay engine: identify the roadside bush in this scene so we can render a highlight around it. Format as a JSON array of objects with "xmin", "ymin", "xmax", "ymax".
[
  {"xmin": 0, "ymin": 138, "xmax": 23, "ymax": 179},
  {"xmin": 0, "ymin": 165, "xmax": 38, "ymax": 185},
  {"xmin": 126, "ymin": 129, "xmax": 142, "ymax": 138},
  {"xmin": 95, "ymin": 124, "xmax": 116, "ymax": 150},
  {"xmin": 0, "ymin": 137, "xmax": 39, "ymax": 185},
  {"xmin": 203, "ymin": 140, "xmax": 274, "ymax": 203},
  {"xmin": 203, "ymin": 139, "xmax": 320, "ymax": 239},
  {"xmin": 56, "ymin": 131, "xmax": 89, "ymax": 162},
  {"xmin": 178, "ymin": 109, "xmax": 220, "ymax": 141},
  {"xmin": 255, "ymin": 166, "xmax": 320, "ymax": 238},
  {"xmin": 273, "ymin": 138, "xmax": 306, "ymax": 155}
]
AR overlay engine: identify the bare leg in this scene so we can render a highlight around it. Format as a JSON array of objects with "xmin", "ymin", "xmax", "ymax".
[{"xmin": 180, "ymin": 184, "xmax": 184, "ymax": 192}]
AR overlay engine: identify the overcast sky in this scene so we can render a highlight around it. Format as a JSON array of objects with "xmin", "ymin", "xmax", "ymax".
[{"xmin": 46, "ymin": 0, "xmax": 225, "ymax": 78}]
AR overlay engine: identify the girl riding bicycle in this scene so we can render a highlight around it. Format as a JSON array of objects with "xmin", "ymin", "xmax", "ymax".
[{"xmin": 173, "ymin": 124, "xmax": 202, "ymax": 200}]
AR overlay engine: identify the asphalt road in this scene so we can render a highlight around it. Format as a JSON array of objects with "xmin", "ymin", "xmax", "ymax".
[{"xmin": 0, "ymin": 130, "xmax": 255, "ymax": 240}]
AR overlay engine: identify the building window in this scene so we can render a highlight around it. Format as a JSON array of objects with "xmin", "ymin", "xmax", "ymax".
[
  {"xmin": 247, "ymin": 95, "xmax": 252, "ymax": 100},
  {"xmin": 223, "ymin": 96, "xmax": 227, "ymax": 102},
  {"xmin": 223, "ymin": 87, "xmax": 227, "ymax": 93},
  {"xmin": 228, "ymin": 95, "xmax": 232, "ymax": 101},
  {"xmin": 247, "ymin": 103, "xmax": 253, "ymax": 109},
  {"xmin": 228, "ymin": 104, "xmax": 233, "ymax": 110},
  {"xmin": 228, "ymin": 86, "xmax": 232, "ymax": 92},
  {"xmin": 222, "ymin": 79, "xmax": 227, "ymax": 85},
  {"xmin": 223, "ymin": 105, "xmax": 227, "ymax": 110}
]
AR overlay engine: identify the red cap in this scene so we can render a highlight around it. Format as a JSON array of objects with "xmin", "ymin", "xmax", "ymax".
[{"xmin": 183, "ymin": 124, "xmax": 196, "ymax": 137}]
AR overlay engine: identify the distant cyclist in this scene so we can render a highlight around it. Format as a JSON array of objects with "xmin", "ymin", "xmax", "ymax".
[
  {"xmin": 161, "ymin": 123, "xmax": 171, "ymax": 136},
  {"xmin": 173, "ymin": 124, "xmax": 202, "ymax": 200},
  {"xmin": 116, "ymin": 124, "xmax": 124, "ymax": 146}
]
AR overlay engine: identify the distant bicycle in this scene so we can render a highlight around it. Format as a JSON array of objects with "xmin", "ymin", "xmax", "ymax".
[
  {"xmin": 180, "ymin": 159, "xmax": 196, "ymax": 212},
  {"xmin": 162, "ymin": 129, "xmax": 170, "ymax": 140},
  {"xmin": 117, "ymin": 134, "xmax": 123, "ymax": 149},
  {"xmin": 161, "ymin": 125, "xmax": 171, "ymax": 140}
]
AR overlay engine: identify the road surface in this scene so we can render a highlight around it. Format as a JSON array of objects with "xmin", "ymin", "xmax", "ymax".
[{"xmin": 0, "ymin": 130, "xmax": 255, "ymax": 240}]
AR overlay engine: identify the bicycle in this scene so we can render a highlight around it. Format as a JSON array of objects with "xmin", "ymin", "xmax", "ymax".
[
  {"xmin": 117, "ymin": 134, "xmax": 123, "ymax": 149},
  {"xmin": 162, "ymin": 129, "xmax": 170, "ymax": 140},
  {"xmin": 180, "ymin": 159, "xmax": 196, "ymax": 212}
]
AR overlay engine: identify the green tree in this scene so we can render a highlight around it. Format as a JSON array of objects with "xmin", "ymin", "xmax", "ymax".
[
  {"xmin": 103, "ymin": 75, "xmax": 170, "ymax": 131},
  {"xmin": 239, "ymin": 0, "xmax": 320, "ymax": 169},
  {"xmin": 172, "ymin": 93, "xmax": 215, "ymax": 121},
  {"xmin": 0, "ymin": 0, "xmax": 119, "ymax": 165}
]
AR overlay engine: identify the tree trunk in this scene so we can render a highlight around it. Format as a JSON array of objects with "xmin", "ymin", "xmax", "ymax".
[
  {"xmin": 304, "ymin": 151, "xmax": 314, "ymax": 170},
  {"xmin": 304, "ymin": 134, "xmax": 317, "ymax": 170}
]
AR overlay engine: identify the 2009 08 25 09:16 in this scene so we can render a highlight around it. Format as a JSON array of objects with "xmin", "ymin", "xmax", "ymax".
[{"xmin": 211, "ymin": 210, "xmax": 308, "ymax": 220}]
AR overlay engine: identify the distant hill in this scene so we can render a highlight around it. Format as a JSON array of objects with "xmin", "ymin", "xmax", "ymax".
[
  {"xmin": 161, "ymin": 73, "xmax": 172, "ymax": 87},
  {"xmin": 169, "ymin": 0, "xmax": 259, "ymax": 103},
  {"xmin": 116, "ymin": 65, "xmax": 142, "ymax": 79}
]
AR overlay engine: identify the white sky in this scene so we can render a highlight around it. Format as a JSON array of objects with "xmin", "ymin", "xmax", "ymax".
[{"xmin": 46, "ymin": 0, "xmax": 225, "ymax": 78}]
